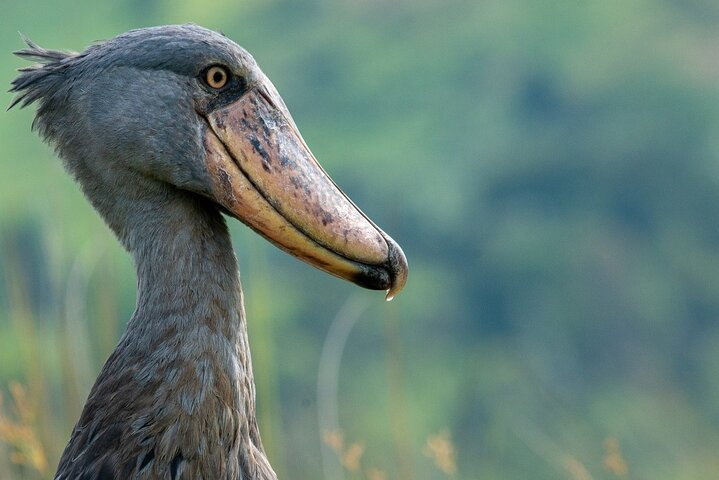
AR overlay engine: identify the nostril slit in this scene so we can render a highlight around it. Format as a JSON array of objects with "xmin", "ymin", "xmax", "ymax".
[{"xmin": 257, "ymin": 85, "xmax": 277, "ymax": 109}]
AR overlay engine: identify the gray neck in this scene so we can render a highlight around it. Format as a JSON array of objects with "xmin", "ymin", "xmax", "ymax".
[
  {"xmin": 56, "ymin": 183, "xmax": 276, "ymax": 479},
  {"xmin": 127, "ymin": 186, "xmax": 243, "ymax": 343}
]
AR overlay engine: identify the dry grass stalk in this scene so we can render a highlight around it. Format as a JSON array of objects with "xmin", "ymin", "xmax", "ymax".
[
  {"xmin": 603, "ymin": 437, "xmax": 628, "ymax": 477},
  {"xmin": 342, "ymin": 442, "xmax": 365, "ymax": 472},
  {"xmin": 564, "ymin": 456, "xmax": 593, "ymax": 480},
  {"xmin": 423, "ymin": 428, "xmax": 457, "ymax": 476},
  {"xmin": 0, "ymin": 382, "xmax": 48, "ymax": 475},
  {"xmin": 322, "ymin": 429, "xmax": 391, "ymax": 479}
]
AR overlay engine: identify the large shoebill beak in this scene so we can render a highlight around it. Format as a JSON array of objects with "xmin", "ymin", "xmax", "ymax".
[{"xmin": 202, "ymin": 76, "xmax": 408, "ymax": 300}]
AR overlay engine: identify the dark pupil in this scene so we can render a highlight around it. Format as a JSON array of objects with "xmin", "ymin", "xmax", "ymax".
[{"xmin": 212, "ymin": 71, "xmax": 224, "ymax": 84}]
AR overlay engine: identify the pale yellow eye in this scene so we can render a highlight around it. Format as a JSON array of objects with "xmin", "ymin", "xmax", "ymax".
[{"xmin": 205, "ymin": 66, "xmax": 228, "ymax": 89}]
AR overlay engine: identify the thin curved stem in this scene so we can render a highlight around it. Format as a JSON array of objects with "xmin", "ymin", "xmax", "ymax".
[{"xmin": 317, "ymin": 293, "xmax": 370, "ymax": 480}]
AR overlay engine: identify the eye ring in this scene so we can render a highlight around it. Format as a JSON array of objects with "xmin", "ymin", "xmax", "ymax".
[{"xmin": 205, "ymin": 66, "xmax": 229, "ymax": 90}]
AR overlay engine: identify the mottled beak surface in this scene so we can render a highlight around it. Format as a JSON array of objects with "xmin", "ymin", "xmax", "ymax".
[{"xmin": 203, "ymin": 78, "xmax": 408, "ymax": 299}]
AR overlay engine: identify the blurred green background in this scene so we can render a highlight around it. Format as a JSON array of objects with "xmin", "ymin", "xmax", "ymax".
[{"xmin": 3, "ymin": 0, "xmax": 719, "ymax": 478}]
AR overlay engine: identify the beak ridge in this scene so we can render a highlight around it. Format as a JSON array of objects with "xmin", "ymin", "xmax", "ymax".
[{"xmin": 203, "ymin": 79, "xmax": 408, "ymax": 298}]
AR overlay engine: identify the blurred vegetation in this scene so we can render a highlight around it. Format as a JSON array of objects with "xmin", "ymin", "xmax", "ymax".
[{"xmin": 3, "ymin": 0, "xmax": 719, "ymax": 478}]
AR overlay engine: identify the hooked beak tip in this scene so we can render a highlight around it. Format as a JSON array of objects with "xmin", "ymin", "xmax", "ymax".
[{"xmin": 383, "ymin": 233, "xmax": 408, "ymax": 301}]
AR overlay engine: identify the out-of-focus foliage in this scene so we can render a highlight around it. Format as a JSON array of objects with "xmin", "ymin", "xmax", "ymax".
[{"xmin": 3, "ymin": 0, "xmax": 719, "ymax": 478}]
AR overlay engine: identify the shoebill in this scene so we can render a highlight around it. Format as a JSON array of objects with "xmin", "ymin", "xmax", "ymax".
[{"xmin": 9, "ymin": 24, "xmax": 407, "ymax": 480}]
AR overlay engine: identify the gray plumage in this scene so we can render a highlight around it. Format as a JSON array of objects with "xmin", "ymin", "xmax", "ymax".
[
  {"xmin": 11, "ymin": 23, "xmax": 408, "ymax": 480},
  {"xmin": 11, "ymin": 25, "xmax": 277, "ymax": 480}
]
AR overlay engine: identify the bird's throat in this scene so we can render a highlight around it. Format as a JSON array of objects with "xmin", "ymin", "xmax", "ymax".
[{"xmin": 58, "ymin": 188, "xmax": 276, "ymax": 479}]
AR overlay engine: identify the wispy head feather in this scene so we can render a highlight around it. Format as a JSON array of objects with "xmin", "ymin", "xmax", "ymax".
[{"xmin": 8, "ymin": 33, "xmax": 79, "ymax": 111}]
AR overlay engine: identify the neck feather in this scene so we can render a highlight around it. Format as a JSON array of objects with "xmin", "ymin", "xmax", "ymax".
[{"xmin": 55, "ymin": 185, "xmax": 276, "ymax": 480}]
